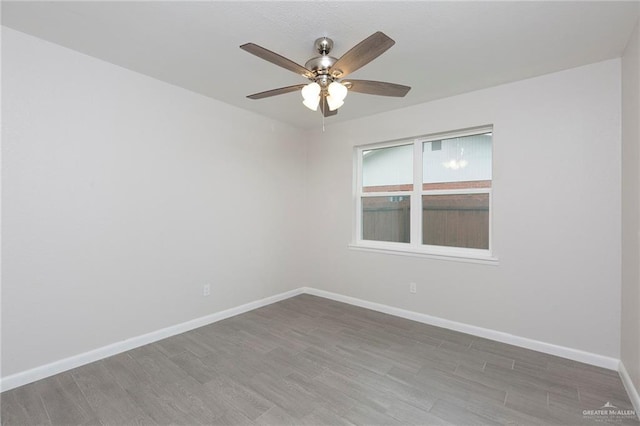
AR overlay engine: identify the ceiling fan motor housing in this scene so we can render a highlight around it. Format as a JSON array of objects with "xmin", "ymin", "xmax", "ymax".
[{"xmin": 305, "ymin": 55, "xmax": 338, "ymax": 76}]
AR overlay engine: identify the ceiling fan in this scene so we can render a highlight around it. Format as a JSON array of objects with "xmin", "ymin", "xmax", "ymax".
[{"xmin": 240, "ymin": 32, "xmax": 411, "ymax": 117}]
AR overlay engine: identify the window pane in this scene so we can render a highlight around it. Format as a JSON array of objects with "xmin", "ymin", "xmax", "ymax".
[
  {"xmin": 362, "ymin": 196, "xmax": 410, "ymax": 243},
  {"xmin": 423, "ymin": 133, "xmax": 492, "ymax": 190},
  {"xmin": 422, "ymin": 193, "xmax": 489, "ymax": 249},
  {"xmin": 362, "ymin": 144, "xmax": 413, "ymax": 192}
]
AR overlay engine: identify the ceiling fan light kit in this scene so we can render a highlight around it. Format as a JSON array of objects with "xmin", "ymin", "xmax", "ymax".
[{"xmin": 240, "ymin": 32, "xmax": 411, "ymax": 118}]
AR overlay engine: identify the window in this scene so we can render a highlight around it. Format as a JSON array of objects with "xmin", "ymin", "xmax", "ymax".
[
  {"xmin": 353, "ymin": 127, "xmax": 495, "ymax": 262},
  {"xmin": 361, "ymin": 144, "xmax": 412, "ymax": 243}
]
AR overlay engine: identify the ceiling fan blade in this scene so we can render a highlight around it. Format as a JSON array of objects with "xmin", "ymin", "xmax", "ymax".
[
  {"xmin": 346, "ymin": 79, "xmax": 411, "ymax": 97},
  {"xmin": 320, "ymin": 97, "xmax": 338, "ymax": 117},
  {"xmin": 247, "ymin": 84, "xmax": 306, "ymax": 100},
  {"xmin": 330, "ymin": 32, "xmax": 395, "ymax": 78},
  {"xmin": 240, "ymin": 43, "xmax": 314, "ymax": 79}
]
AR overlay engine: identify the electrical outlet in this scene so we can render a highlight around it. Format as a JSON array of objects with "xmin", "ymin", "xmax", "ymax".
[
  {"xmin": 409, "ymin": 282, "xmax": 417, "ymax": 294},
  {"xmin": 203, "ymin": 284, "xmax": 211, "ymax": 296}
]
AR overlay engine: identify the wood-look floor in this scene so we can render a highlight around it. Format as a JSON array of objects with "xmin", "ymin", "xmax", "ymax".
[{"xmin": 1, "ymin": 294, "xmax": 638, "ymax": 425}]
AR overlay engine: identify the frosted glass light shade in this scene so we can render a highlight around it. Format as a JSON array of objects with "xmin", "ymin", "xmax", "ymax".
[
  {"xmin": 326, "ymin": 96, "xmax": 344, "ymax": 111},
  {"xmin": 301, "ymin": 82, "xmax": 321, "ymax": 110},
  {"xmin": 326, "ymin": 81, "xmax": 348, "ymax": 111},
  {"xmin": 328, "ymin": 81, "xmax": 348, "ymax": 101},
  {"xmin": 303, "ymin": 96, "xmax": 320, "ymax": 111}
]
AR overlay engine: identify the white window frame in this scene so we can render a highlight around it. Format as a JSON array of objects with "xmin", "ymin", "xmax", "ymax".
[{"xmin": 350, "ymin": 126, "xmax": 498, "ymax": 265}]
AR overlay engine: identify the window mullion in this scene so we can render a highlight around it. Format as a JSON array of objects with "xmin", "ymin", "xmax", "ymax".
[
  {"xmin": 410, "ymin": 140, "xmax": 422, "ymax": 247},
  {"xmin": 354, "ymin": 147, "xmax": 363, "ymax": 242}
]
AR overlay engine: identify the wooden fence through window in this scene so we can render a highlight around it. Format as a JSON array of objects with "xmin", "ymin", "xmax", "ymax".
[{"xmin": 362, "ymin": 181, "xmax": 490, "ymax": 249}]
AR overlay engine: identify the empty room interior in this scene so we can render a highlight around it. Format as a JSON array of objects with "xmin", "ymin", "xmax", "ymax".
[{"xmin": 2, "ymin": 1, "xmax": 640, "ymax": 425}]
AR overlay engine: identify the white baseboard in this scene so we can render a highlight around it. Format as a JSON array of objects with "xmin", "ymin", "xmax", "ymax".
[
  {"xmin": 0, "ymin": 285, "xmax": 624, "ymax": 394},
  {"xmin": 0, "ymin": 288, "xmax": 304, "ymax": 392},
  {"xmin": 620, "ymin": 361, "xmax": 640, "ymax": 418},
  {"xmin": 301, "ymin": 287, "xmax": 621, "ymax": 371}
]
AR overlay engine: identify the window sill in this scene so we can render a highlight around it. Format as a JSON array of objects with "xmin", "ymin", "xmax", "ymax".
[{"xmin": 347, "ymin": 243, "xmax": 499, "ymax": 265}]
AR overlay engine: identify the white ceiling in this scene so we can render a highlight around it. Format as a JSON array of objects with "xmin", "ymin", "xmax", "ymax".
[{"xmin": 2, "ymin": 1, "xmax": 639, "ymax": 129}]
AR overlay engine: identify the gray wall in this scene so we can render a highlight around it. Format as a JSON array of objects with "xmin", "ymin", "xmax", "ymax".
[
  {"xmin": 306, "ymin": 59, "xmax": 622, "ymax": 359},
  {"xmin": 622, "ymin": 19, "xmax": 640, "ymax": 398},
  {"xmin": 2, "ymin": 28, "xmax": 307, "ymax": 377}
]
